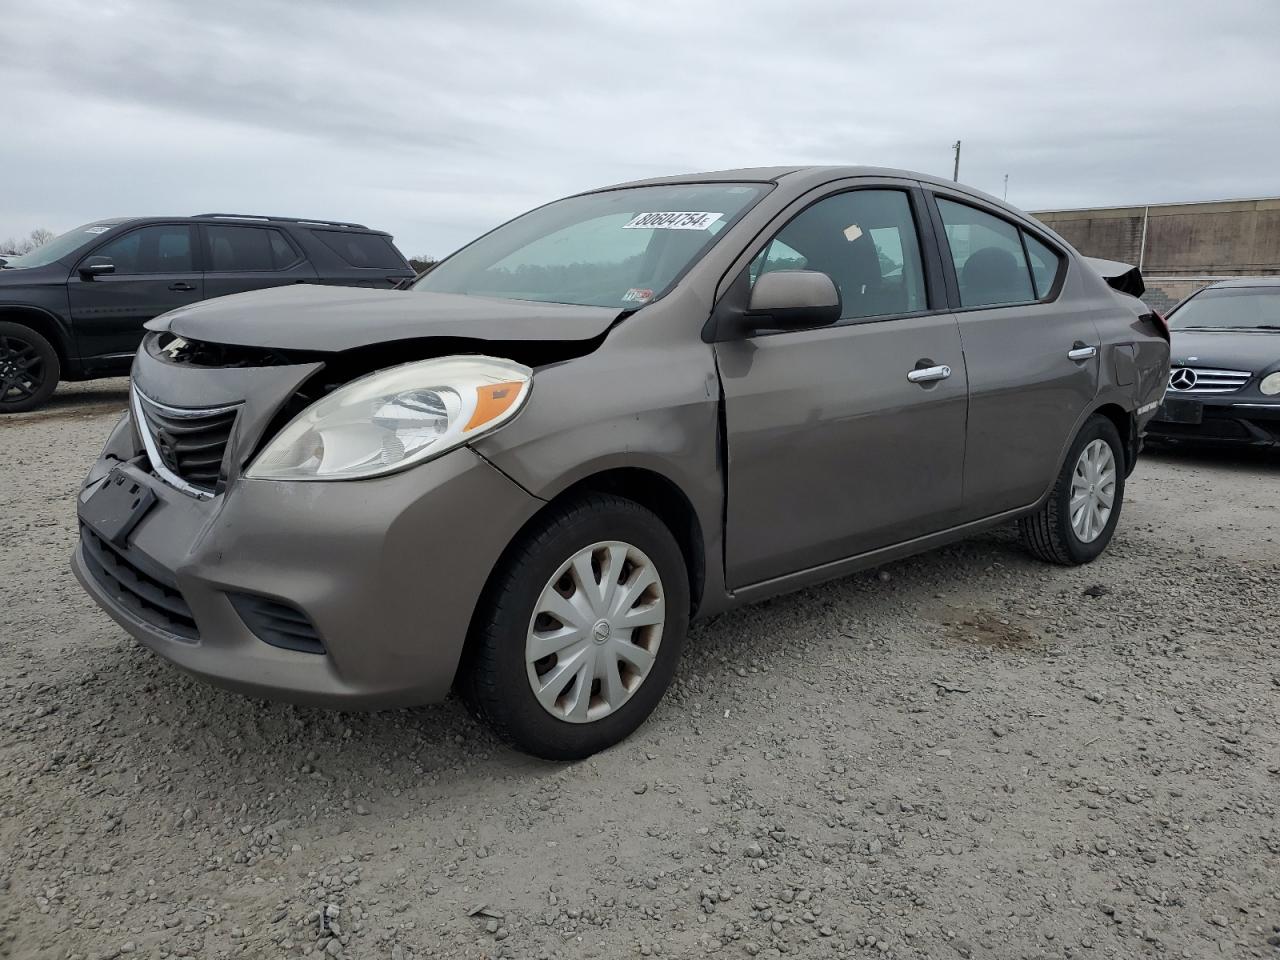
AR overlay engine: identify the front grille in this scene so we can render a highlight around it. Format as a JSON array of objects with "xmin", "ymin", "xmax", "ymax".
[
  {"xmin": 1167, "ymin": 367, "xmax": 1252, "ymax": 394},
  {"xmin": 133, "ymin": 389, "xmax": 238, "ymax": 495},
  {"xmin": 229, "ymin": 593, "xmax": 326, "ymax": 655},
  {"xmin": 80, "ymin": 526, "xmax": 198, "ymax": 641}
]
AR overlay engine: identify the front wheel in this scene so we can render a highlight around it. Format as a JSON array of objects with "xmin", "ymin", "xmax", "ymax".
[
  {"xmin": 0, "ymin": 322, "xmax": 60, "ymax": 413},
  {"xmin": 461, "ymin": 493, "xmax": 690, "ymax": 761},
  {"xmin": 1020, "ymin": 414, "xmax": 1126, "ymax": 565}
]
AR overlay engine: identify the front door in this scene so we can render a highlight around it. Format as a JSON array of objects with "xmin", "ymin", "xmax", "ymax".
[
  {"xmin": 67, "ymin": 223, "xmax": 202, "ymax": 368},
  {"xmin": 929, "ymin": 193, "xmax": 1100, "ymax": 519},
  {"xmin": 717, "ymin": 187, "xmax": 968, "ymax": 589}
]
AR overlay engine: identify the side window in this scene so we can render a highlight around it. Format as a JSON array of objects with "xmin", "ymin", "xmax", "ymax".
[
  {"xmin": 936, "ymin": 198, "xmax": 1035, "ymax": 308},
  {"xmin": 753, "ymin": 189, "xmax": 927, "ymax": 320},
  {"xmin": 205, "ymin": 225, "xmax": 294, "ymax": 272},
  {"xmin": 269, "ymin": 231, "xmax": 301, "ymax": 269},
  {"xmin": 1023, "ymin": 231, "xmax": 1063, "ymax": 299},
  {"xmin": 310, "ymin": 230, "xmax": 407, "ymax": 270},
  {"xmin": 90, "ymin": 225, "xmax": 193, "ymax": 275}
]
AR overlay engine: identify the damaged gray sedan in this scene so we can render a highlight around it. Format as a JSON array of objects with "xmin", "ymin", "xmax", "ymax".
[{"xmin": 73, "ymin": 167, "xmax": 1170, "ymax": 759}]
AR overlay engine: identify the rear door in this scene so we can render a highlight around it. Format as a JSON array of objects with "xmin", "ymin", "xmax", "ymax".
[
  {"xmin": 67, "ymin": 223, "xmax": 202, "ymax": 366},
  {"xmin": 716, "ymin": 182, "xmax": 969, "ymax": 588},
  {"xmin": 926, "ymin": 190, "xmax": 1099, "ymax": 518},
  {"xmin": 199, "ymin": 223, "xmax": 318, "ymax": 299}
]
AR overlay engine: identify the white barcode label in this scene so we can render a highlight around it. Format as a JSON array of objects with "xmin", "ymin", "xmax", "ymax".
[{"xmin": 623, "ymin": 211, "xmax": 722, "ymax": 231}]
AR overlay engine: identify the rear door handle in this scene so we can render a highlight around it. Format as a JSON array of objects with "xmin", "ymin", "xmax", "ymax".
[
  {"xmin": 907, "ymin": 364, "xmax": 952, "ymax": 384},
  {"xmin": 1068, "ymin": 344, "xmax": 1098, "ymax": 361},
  {"xmin": 168, "ymin": 282, "xmax": 197, "ymax": 292}
]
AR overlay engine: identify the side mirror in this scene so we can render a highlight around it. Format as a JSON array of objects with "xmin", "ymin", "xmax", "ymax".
[
  {"xmin": 79, "ymin": 256, "xmax": 115, "ymax": 279},
  {"xmin": 743, "ymin": 270, "xmax": 841, "ymax": 333}
]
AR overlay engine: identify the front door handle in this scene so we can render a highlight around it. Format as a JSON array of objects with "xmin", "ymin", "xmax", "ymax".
[
  {"xmin": 1068, "ymin": 343, "xmax": 1098, "ymax": 361},
  {"xmin": 907, "ymin": 364, "xmax": 952, "ymax": 384},
  {"xmin": 168, "ymin": 282, "xmax": 197, "ymax": 292}
]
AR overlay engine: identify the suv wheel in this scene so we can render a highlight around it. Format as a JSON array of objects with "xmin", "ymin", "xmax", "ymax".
[
  {"xmin": 1020, "ymin": 414, "xmax": 1125, "ymax": 565},
  {"xmin": 461, "ymin": 493, "xmax": 689, "ymax": 761},
  {"xmin": 0, "ymin": 322, "xmax": 60, "ymax": 413}
]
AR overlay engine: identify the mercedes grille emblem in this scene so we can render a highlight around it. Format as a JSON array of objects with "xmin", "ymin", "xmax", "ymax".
[{"xmin": 1169, "ymin": 368, "xmax": 1198, "ymax": 391}]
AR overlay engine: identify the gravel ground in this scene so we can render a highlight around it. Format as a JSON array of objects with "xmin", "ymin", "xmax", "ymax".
[{"xmin": 2, "ymin": 379, "xmax": 1278, "ymax": 960}]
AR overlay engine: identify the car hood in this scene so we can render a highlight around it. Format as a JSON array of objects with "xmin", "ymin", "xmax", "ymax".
[
  {"xmin": 1168, "ymin": 329, "xmax": 1280, "ymax": 371},
  {"xmin": 149, "ymin": 284, "xmax": 624, "ymax": 351},
  {"xmin": 0, "ymin": 262, "xmax": 63, "ymax": 285}
]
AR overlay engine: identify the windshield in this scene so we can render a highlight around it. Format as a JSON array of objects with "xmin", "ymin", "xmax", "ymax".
[
  {"xmin": 1170, "ymin": 287, "xmax": 1280, "ymax": 330},
  {"xmin": 414, "ymin": 183, "xmax": 768, "ymax": 308},
  {"xmin": 1, "ymin": 223, "xmax": 118, "ymax": 269}
]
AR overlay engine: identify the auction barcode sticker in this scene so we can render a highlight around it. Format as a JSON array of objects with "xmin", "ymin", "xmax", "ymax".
[{"xmin": 623, "ymin": 211, "xmax": 722, "ymax": 231}]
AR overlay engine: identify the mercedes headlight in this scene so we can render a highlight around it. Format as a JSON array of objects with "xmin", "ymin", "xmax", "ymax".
[
  {"xmin": 246, "ymin": 356, "xmax": 532, "ymax": 481},
  {"xmin": 1260, "ymin": 371, "xmax": 1280, "ymax": 396}
]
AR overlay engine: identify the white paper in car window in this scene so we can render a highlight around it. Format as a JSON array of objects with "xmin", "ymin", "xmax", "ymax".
[{"xmin": 623, "ymin": 212, "xmax": 723, "ymax": 231}]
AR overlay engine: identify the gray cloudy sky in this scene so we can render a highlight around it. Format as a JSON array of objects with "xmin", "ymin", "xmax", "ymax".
[{"xmin": 3, "ymin": 0, "xmax": 1278, "ymax": 257}]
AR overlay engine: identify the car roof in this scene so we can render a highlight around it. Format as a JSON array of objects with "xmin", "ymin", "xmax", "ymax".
[
  {"xmin": 107, "ymin": 214, "xmax": 389, "ymax": 235},
  {"xmin": 596, "ymin": 164, "xmax": 1038, "ymax": 227},
  {"xmin": 1202, "ymin": 276, "xmax": 1280, "ymax": 290}
]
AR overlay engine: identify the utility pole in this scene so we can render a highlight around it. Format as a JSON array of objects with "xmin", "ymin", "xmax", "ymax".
[
  {"xmin": 1003, "ymin": 174, "xmax": 1009, "ymax": 200},
  {"xmin": 952, "ymin": 140, "xmax": 961, "ymax": 182}
]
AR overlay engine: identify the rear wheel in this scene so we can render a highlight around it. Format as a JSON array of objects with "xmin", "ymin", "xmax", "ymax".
[
  {"xmin": 0, "ymin": 322, "xmax": 59, "ymax": 413},
  {"xmin": 1020, "ymin": 414, "xmax": 1125, "ymax": 565},
  {"xmin": 461, "ymin": 493, "xmax": 689, "ymax": 761}
]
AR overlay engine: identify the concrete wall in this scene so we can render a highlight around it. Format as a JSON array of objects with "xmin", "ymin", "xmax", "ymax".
[
  {"xmin": 1033, "ymin": 198, "xmax": 1280, "ymax": 311},
  {"xmin": 1034, "ymin": 198, "xmax": 1280, "ymax": 276}
]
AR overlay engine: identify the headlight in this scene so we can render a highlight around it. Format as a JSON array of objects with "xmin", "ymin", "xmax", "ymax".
[
  {"xmin": 1260, "ymin": 371, "xmax": 1280, "ymax": 396},
  {"xmin": 246, "ymin": 356, "xmax": 531, "ymax": 481}
]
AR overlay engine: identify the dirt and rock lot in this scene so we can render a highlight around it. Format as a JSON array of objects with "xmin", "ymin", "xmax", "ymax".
[{"xmin": 1, "ymin": 380, "xmax": 1277, "ymax": 960}]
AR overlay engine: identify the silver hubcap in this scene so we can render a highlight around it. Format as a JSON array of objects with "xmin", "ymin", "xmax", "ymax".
[
  {"xmin": 525, "ymin": 541, "xmax": 665, "ymax": 723},
  {"xmin": 1070, "ymin": 439, "xmax": 1117, "ymax": 543}
]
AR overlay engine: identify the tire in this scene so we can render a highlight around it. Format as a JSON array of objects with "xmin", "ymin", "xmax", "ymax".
[
  {"xmin": 0, "ymin": 322, "xmax": 60, "ymax": 414},
  {"xmin": 461, "ymin": 493, "xmax": 690, "ymax": 761},
  {"xmin": 1020, "ymin": 414, "xmax": 1126, "ymax": 565}
]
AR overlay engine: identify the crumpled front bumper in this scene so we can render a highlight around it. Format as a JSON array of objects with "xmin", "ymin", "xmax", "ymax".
[
  {"xmin": 73, "ymin": 433, "xmax": 543, "ymax": 709},
  {"xmin": 1148, "ymin": 396, "xmax": 1280, "ymax": 447}
]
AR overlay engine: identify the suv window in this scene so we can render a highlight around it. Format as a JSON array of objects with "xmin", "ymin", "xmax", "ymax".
[
  {"xmin": 90, "ymin": 225, "xmax": 194, "ymax": 275},
  {"xmin": 311, "ymin": 230, "xmax": 405, "ymax": 270},
  {"xmin": 936, "ymin": 198, "xmax": 1036, "ymax": 308},
  {"xmin": 206, "ymin": 225, "xmax": 298, "ymax": 271},
  {"xmin": 753, "ymin": 189, "xmax": 927, "ymax": 320},
  {"xmin": 1023, "ymin": 231, "xmax": 1063, "ymax": 299}
]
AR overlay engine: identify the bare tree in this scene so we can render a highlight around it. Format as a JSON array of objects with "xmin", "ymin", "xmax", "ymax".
[{"xmin": 0, "ymin": 228, "xmax": 56, "ymax": 257}]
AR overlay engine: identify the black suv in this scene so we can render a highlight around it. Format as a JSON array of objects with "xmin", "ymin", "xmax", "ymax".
[{"xmin": 0, "ymin": 214, "xmax": 415, "ymax": 412}]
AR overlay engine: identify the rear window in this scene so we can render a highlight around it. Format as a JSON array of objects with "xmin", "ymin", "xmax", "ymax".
[{"xmin": 312, "ymin": 230, "xmax": 406, "ymax": 270}]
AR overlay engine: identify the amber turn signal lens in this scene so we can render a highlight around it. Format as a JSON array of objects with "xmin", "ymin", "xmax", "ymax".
[{"xmin": 465, "ymin": 381, "xmax": 524, "ymax": 431}]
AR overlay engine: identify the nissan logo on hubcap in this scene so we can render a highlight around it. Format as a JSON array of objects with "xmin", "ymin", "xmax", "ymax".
[
  {"xmin": 592, "ymin": 620, "xmax": 612, "ymax": 643},
  {"xmin": 1169, "ymin": 368, "xmax": 1197, "ymax": 391}
]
